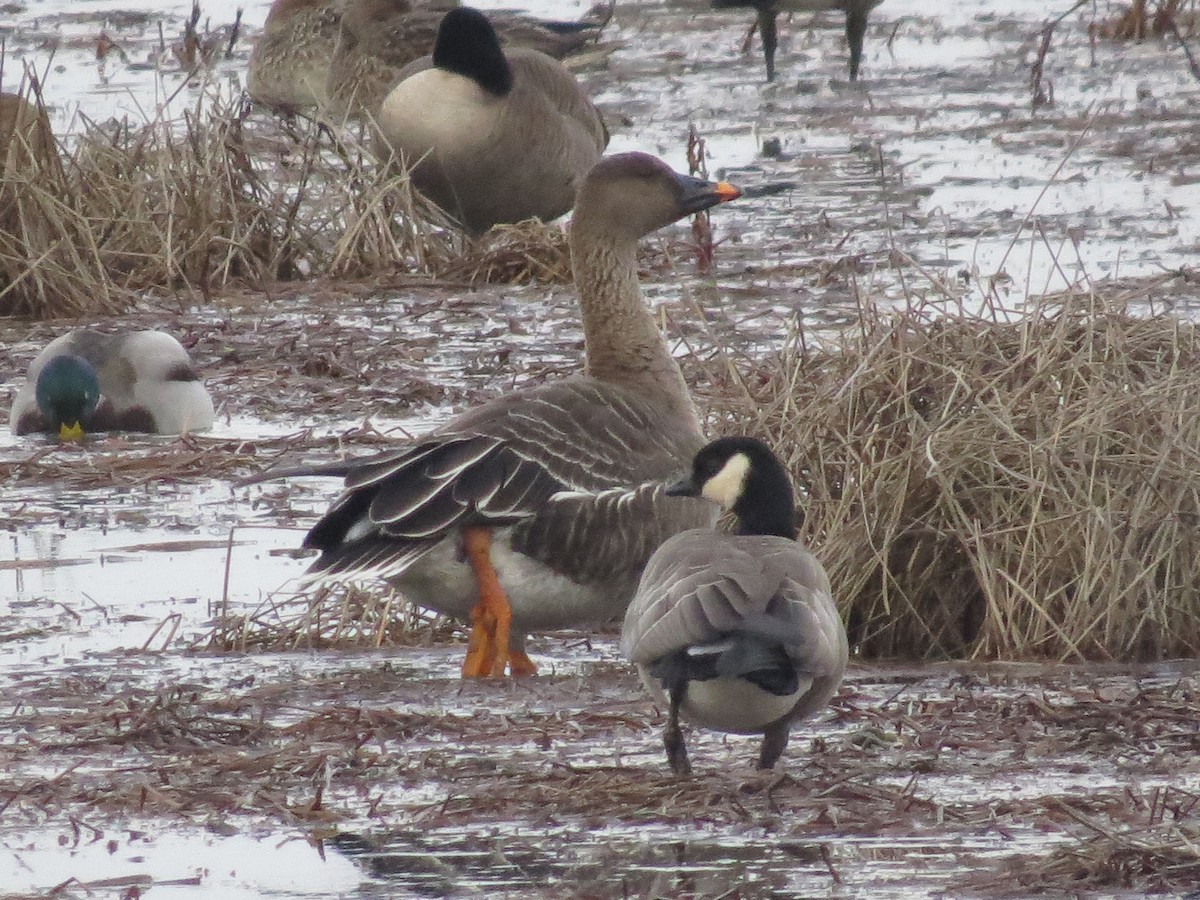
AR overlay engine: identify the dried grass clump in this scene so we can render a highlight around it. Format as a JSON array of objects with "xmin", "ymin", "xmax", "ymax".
[
  {"xmin": 0, "ymin": 84, "xmax": 460, "ymax": 319},
  {"xmin": 205, "ymin": 581, "xmax": 456, "ymax": 652},
  {"xmin": 709, "ymin": 284, "xmax": 1200, "ymax": 661},
  {"xmin": 0, "ymin": 79, "xmax": 118, "ymax": 319},
  {"xmin": 435, "ymin": 219, "xmax": 572, "ymax": 285}
]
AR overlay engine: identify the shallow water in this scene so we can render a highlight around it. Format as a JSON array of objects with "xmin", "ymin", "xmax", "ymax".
[{"xmin": 4, "ymin": 0, "xmax": 1200, "ymax": 896}]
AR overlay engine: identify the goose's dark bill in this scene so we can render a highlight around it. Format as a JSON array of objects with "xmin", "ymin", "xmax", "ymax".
[{"xmin": 673, "ymin": 173, "xmax": 742, "ymax": 216}]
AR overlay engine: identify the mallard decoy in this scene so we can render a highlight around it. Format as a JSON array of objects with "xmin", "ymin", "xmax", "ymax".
[
  {"xmin": 267, "ymin": 153, "xmax": 741, "ymax": 677},
  {"xmin": 622, "ymin": 436, "xmax": 848, "ymax": 775},
  {"xmin": 247, "ymin": 0, "xmax": 346, "ymax": 113},
  {"xmin": 373, "ymin": 7, "xmax": 608, "ymax": 235},
  {"xmin": 325, "ymin": 0, "xmax": 603, "ymax": 123},
  {"xmin": 711, "ymin": 0, "xmax": 884, "ymax": 82},
  {"xmin": 9, "ymin": 330, "xmax": 216, "ymax": 440}
]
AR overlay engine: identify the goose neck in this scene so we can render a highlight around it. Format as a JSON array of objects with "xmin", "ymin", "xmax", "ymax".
[{"xmin": 571, "ymin": 232, "xmax": 696, "ymax": 420}]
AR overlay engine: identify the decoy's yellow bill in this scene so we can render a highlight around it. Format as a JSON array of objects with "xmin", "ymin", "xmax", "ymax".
[{"xmin": 59, "ymin": 421, "xmax": 85, "ymax": 442}]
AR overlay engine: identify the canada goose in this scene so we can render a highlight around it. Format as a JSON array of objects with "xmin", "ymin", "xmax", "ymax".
[
  {"xmin": 325, "ymin": 0, "xmax": 602, "ymax": 123},
  {"xmin": 373, "ymin": 7, "xmax": 608, "ymax": 235},
  {"xmin": 268, "ymin": 153, "xmax": 741, "ymax": 677},
  {"xmin": 0, "ymin": 91, "xmax": 57, "ymax": 175},
  {"xmin": 9, "ymin": 330, "xmax": 216, "ymax": 440},
  {"xmin": 621, "ymin": 436, "xmax": 848, "ymax": 775},
  {"xmin": 247, "ymin": 0, "xmax": 346, "ymax": 113},
  {"xmin": 711, "ymin": 0, "xmax": 883, "ymax": 82}
]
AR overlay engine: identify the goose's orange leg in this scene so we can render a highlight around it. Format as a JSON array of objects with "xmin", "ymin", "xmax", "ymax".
[
  {"xmin": 461, "ymin": 526, "xmax": 512, "ymax": 678},
  {"xmin": 509, "ymin": 648, "xmax": 538, "ymax": 678}
]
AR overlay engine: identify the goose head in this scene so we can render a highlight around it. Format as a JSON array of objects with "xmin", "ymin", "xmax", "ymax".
[
  {"xmin": 571, "ymin": 152, "xmax": 741, "ymax": 243},
  {"xmin": 35, "ymin": 355, "xmax": 101, "ymax": 442},
  {"xmin": 667, "ymin": 436, "xmax": 797, "ymax": 538},
  {"xmin": 432, "ymin": 7, "xmax": 513, "ymax": 96}
]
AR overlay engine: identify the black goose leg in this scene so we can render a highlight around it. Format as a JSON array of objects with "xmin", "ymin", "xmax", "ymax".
[
  {"xmin": 758, "ymin": 719, "xmax": 791, "ymax": 770},
  {"xmin": 758, "ymin": 8, "xmax": 778, "ymax": 82},
  {"xmin": 845, "ymin": 7, "xmax": 870, "ymax": 81},
  {"xmin": 664, "ymin": 680, "xmax": 692, "ymax": 776}
]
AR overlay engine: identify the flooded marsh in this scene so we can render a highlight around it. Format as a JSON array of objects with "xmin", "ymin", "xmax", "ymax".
[{"xmin": 4, "ymin": 0, "xmax": 1200, "ymax": 896}]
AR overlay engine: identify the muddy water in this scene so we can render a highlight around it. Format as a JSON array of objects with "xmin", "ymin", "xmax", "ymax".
[{"xmin": 4, "ymin": 0, "xmax": 1200, "ymax": 896}]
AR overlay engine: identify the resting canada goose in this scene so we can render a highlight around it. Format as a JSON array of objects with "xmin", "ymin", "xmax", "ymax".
[
  {"xmin": 325, "ymin": 0, "xmax": 602, "ymax": 123},
  {"xmin": 9, "ymin": 330, "xmax": 216, "ymax": 440},
  {"xmin": 373, "ymin": 7, "xmax": 608, "ymax": 235},
  {"xmin": 270, "ymin": 153, "xmax": 741, "ymax": 677},
  {"xmin": 622, "ymin": 436, "xmax": 848, "ymax": 775},
  {"xmin": 247, "ymin": 0, "xmax": 346, "ymax": 113},
  {"xmin": 711, "ymin": 0, "xmax": 883, "ymax": 82}
]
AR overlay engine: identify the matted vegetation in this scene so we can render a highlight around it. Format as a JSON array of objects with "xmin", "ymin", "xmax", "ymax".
[
  {"xmin": 0, "ymin": 79, "xmax": 465, "ymax": 319},
  {"xmin": 706, "ymin": 273, "xmax": 1200, "ymax": 662}
]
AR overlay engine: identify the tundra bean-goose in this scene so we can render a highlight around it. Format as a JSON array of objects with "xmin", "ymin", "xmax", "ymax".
[
  {"xmin": 622, "ymin": 436, "xmax": 848, "ymax": 775},
  {"xmin": 325, "ymin": 0, "xmax": 603, "ymax": 123},
  {"xmin": 373, "ymin": 7, "xmax": 608, "ymax": 235},
  {"xmin": 711, "ymin": 0, "xmax": 883, "ymax": 82},
  {"xmin": 247, "ymin": 0, "xmax": 346, "ymax": 113},
  {"xmin": 269, "ymin": 153, "xmax": 741, "ymax": 677},
  {"xmin": 10, "ymin": 330, "xmax": 216, "ymax": 440}
]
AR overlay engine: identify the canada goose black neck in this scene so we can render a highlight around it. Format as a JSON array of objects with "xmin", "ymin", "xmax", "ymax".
[{"xmin": 433, "ymin": 8, "xmax": 513, "ymax": 96}]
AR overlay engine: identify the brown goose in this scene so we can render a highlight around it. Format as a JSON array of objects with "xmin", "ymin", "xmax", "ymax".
[
  {"xmin": 711, "ymin": 0, "xmax": 884, "ymax": 82},
  {"xmin": 270, "ymin": 153, "xmax": 741, "ymax": 677},
  {"xmin": 373, "ymin": 7, "xmax": 608, "ymax": 235},
  {"xmin": 325, "ymin": 0, "xmax": 601, "ymax": 123},
  {"xmin": 247, "ymin": 0, "xmax": 345, "ymax": 113},
  {"xmin": 622, "ymin": 437, "xmax": 848, "ymax": 774}
]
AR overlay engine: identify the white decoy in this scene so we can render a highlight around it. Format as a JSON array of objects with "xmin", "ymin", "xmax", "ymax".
[{"xmin": 10, "ymin": 330, "xmax": 215, "ymax": 440}]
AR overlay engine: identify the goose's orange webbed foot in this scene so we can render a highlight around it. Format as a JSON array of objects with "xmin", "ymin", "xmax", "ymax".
[{"xmin": 461, "ymin": 526, "xmax": 513, "ymax": 678}]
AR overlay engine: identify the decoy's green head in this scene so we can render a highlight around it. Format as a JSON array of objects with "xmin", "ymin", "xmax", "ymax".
[
  {"xmin": 35, "ymin": 354, "xmax": 100, "ymax": 442},
  {"xmin": 667, "ymin": 436, "xmax": 796, "ymax": 538}
]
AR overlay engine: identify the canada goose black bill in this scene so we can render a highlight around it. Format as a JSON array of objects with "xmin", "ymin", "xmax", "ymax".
[
  {"xmin": 276, "ymin": 152, "xmax": 741, "ymax": 679},
  {"xmin": 622, "ymin": 437, "xmax": 848, "ymax": 775},
  {"xmin": 711, "ymin": 0, "xmax": 882, "ymax": 82}
]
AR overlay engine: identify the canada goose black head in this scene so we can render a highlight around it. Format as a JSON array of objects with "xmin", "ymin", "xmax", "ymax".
[
  {"xmin": 572, "ymin": 152, "xmax": 741, "ymax": 242},
  {"xmin": 34, "ymin": 355, "xmax": 101, "ymax": 442},
  {"xmin": 668, "ymin": 436, "xmax": 796, "ymax": 538},
  {"xmin": 433, "ymin": 7, "xmax": 513, "ymax": 96}
]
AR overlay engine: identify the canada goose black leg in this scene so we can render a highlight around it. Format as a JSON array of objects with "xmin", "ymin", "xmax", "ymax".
[
  {"xmin": 664, "ymin": 679, "xmax": 693, "ymax": 776},
  {"xmin": 757, "ymin": 7, "xmax": 778, "ymax": 82},
  {"xmin": 845, "ymin": 7, "xmax": 869, "ymax": 82},
  {"xmin": 758, "ymin": 718, "xmax": 791, "ymax": 770},
  {"xmin": 461, "ymin": 526, "xmax": 513, "ymax": 677}
]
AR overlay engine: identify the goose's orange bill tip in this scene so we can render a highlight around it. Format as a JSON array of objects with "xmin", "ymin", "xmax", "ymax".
[{"xmin": 715, "ymin": 181, "xmax": 742, "ymax": 202}]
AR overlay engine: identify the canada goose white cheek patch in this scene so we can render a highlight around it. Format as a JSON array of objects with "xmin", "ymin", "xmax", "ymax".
[{"xmin": 701, "ymin": 452, "xmax": 750, "ymax": 510}]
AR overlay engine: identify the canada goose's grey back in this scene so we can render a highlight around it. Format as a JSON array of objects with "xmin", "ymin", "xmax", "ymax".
[{"xmin": 623, "ymin": 530, "xmax": 848, "ymax": 709}]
